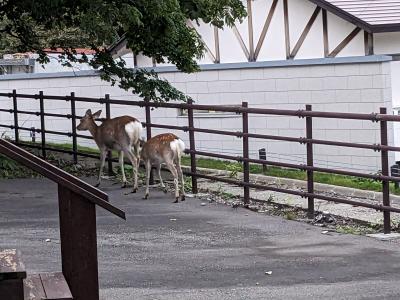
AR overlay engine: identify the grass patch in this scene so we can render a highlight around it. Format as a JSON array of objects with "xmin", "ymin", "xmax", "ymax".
[
  {"xmin": 5, "ymin": 140, "xmax": 400, "ymax": 196},
  {"xmin": 21, "ymin": 141, "xmax": 100, "ymax": 155},
  {"xmin": 181, "ymin": 156, "xmax": 400, "ymax": 196}
]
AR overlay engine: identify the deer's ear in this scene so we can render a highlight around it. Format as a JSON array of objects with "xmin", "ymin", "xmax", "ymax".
[
  {"xmin": 85, "ymin": 109, "xmax": 92, "ymax": 116},
  {"xmin": 92, "ymin": 110, "xmax": 102, "ymax": 118}
]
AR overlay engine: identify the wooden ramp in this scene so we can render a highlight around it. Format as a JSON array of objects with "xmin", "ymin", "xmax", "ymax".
[
  {"xmin": 0, "ymin": 249, "xmax": 73, "ymax": 300},
  {"xmin": 24, "ymin": 272, "xmax": 72, "ymax": 300}
]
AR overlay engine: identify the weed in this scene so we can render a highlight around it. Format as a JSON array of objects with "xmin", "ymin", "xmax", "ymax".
[
  {"xmin": 266, "ymin": 194, "xmax": 274, "ymax": 203},
  {"xmin": 225, "ymin": 163, "xmax": 242, "ymax": 179},
  {"xmin": 184, "ymin": 177, "xmax": 192, "ymax": 192},
  {"xmin": 336, "ymin": 224, "xmax": 377, "ymax": 235},
  {"xmin": 284, "ymin": 211, "xmax": 297, "ymax": 220},
  {"xmin": 0, "ymin": 154, "xmax": 37, "ymax": 179}
]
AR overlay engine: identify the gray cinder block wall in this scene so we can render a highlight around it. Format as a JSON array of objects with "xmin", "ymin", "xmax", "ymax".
[{"xmin": 0, "ymin": 55, "xmax": 394, "ymax": 172}]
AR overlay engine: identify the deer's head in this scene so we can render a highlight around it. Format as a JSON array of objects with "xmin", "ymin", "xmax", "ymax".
[{"xmin": 77, "ymin": 109, "xmax": 102, "ymax": 131}]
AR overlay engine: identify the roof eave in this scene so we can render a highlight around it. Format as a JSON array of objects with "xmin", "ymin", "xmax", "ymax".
[
  {"xmin": 108, "ymin": 34, "xmax": 128, "ymax": 57},
  {"xmin": 370, "ymin": 24, "xmax": 400, "ymax": 33},
  {"xmin": 307, "ymin": 0, "xmax": 372, "ymax": 32},
  {"xmin": 308, "ymin": 0, "xmax": 400, "ymax": 34}
]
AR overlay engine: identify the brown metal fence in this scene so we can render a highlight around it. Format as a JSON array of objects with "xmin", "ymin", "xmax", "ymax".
[{"xmin": 2, "ymin": 90, "xmax": 400, "ymax": 233}]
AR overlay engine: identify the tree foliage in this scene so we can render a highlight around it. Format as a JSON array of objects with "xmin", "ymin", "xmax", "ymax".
[{"xmin": 0, "ymin": 0, "xmax": 246, "ymax": 102}]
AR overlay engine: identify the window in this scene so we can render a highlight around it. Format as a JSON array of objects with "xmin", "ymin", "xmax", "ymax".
[{"xmin": 177, "ymin": 105, "xmax": 241, "ymax": 117}]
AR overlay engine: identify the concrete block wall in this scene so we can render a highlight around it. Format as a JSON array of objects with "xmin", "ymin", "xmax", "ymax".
[{"xmin": 0, "ymin": 56, "xmax": 394, "ymax": 172}]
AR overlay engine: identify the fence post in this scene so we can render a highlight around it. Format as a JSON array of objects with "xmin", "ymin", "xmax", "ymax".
[
  {"xmin": 12, "ymin": 89, "xmax": 19, "ymax": 144},
  {"xmin": 145, "ymin": 98, "xmax": 154, "ymax": 185},
  {"xmin": 306, "ymin": 104, "xmax": 314, "ymax": 219},
  {"xmin": 380, "ymin": 107, "xmax": 391, "ymax": 234},
  {"xmin": 39, "ymin": 91, "xmax": 46, "ymax": 159},
  {"xmin": 105, "ymin": 94, "xmax": 114, "ymax": 176},
  {"xmin": 70, "ymin": 92, "xmax": 78, "ymax": 164},
  {"xmin": 242, "ymin": 102, "xmax": 250, "ymax": 206},
  {"xmin": 187, "ymin": 99, "xmax": 198, "ymax": 194}
]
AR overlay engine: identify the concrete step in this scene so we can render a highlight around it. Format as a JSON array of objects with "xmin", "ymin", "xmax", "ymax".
[
  {"xmin": 24, "ymin": 272, "xmax": 73, "ymax": 300},
  {"xmin": 0, "ymin": 249, "xmax": 27, "ymax": 300}
]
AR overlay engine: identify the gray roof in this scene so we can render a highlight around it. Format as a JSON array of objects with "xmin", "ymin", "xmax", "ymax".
[
  {"xmin": 308, "ymin": 0, "xmax": 400, "ymax": 32},
  {"xmin": 328, "ymin": 0, "xmax": 400, "ymax": 25}
]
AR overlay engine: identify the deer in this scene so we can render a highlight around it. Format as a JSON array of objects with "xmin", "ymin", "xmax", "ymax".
[
  {"xmin": 76, "ymin": 109, "xmax": 143, "ymax": 192},
  {"xmin": 140, "ymin": 133, "xmax": 185, "ymax": 203}
]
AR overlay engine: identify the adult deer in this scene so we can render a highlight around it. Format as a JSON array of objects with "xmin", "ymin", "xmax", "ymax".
[
  {"xmin": 141, "ymin": 133, "xmax": 185, "ymax": 203},
  {"xmin": 77, "ymin": 109, "xmax": 142, "ymax": 192}
]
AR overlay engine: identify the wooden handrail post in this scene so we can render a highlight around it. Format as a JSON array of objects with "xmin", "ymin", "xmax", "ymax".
[
  {"xmin": 105, "ymin": 94, "xmax": 114, "ymax": 176},
  {"xmin": 58, "ymin": 185, "xmax": 99, "ymax": 300},
  {"xmin": 242, "ymin": 102, "xmax": 250, "ymax": 206},
  {"xmin": 39, "ymin": 91, "xmax": 46, "ymax": 159},
  {"xmin": 306, "ymin": 104, "xmax": 314, "ymax": 219},
  {"xmin": 187, "ymin": 99, "xmax": 198, "ymax": 194},
  {"xmin": 380, "ymin": 107, "xmax": 391, "ymax": 234},
  {"xmin": 70, "ymin": 92, "xmax": 78, "ymax": 164},
  {"xmin": 145, "ymin": 98, "xmax": 154, "ymax": 185},
  {"xmin": 12, "ymin": 89, "xmax": 19, "ymax": 144}
]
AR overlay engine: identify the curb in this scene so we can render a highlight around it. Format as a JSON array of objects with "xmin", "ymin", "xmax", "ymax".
[{"xmin": 181, "ymin": 166, "xmax": 400, "ymax": 204}]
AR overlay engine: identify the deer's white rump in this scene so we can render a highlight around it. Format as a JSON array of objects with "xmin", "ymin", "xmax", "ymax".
[{"xmin": 141, "ymin": 133, "xmax": 186, "ymax": 203}]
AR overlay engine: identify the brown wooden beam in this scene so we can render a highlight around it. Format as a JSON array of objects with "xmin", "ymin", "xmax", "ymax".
[
  {"xmin": 133, "ymin": 54, "xmax": 137, "ymax": 67},
  {"xmin": 247, "ymin": 0, "xmax": 255, "ymax": 61},
  {"xmin": 283, "ymin": 0, "xmax": 290, "ymax": 59},
  {"xmin": 232, "ymin": 24, "xmax": 250, "ymax": 61},
  {"xmin": 214, "ymin": 26, "xmax": 220, "ymax": 63},
  {"xmin": 290, "ymin": 7, "xmax": 321, "ymax": 58},
  {"xmin": 254, "ymin": 0, "xmax": 278, "ymax": 60},
  {"xmin": 328, "ymin": 27, "xmax": 361, "ymax": 58},
  {"xmin": 364, "ymin": 31, "xmax": 374, "ymax": 56},
  {"xmin": 187, "ymin": 20, "xmax": 217, "ymax": 63},
  {"xmin": 323, "ymin": 9, "xmax": 329, "ymax": 57}
]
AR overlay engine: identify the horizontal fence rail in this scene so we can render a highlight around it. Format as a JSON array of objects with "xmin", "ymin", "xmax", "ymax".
[{"xmin": 1, "ymin": 90, "xmax": 400, "ymax": 233}]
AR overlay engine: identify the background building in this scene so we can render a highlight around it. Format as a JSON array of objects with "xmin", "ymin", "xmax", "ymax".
[{"xmin": 1, "ymin": 0, "xmax": 400, "ymax": 172}]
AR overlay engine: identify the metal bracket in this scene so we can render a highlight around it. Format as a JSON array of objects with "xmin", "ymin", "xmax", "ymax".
[
  {"xmin": 371, "ymin": 112, "xmax": 379, "ymax": 123},
  {"xmin": 299, "ymin": 137, "xmax": 307, "ymax": 145}
]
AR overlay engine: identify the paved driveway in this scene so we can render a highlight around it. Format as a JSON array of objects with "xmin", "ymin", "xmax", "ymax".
[{"xmin": 1, "ymin": 178, "xmax": 400, "ymax": 299}]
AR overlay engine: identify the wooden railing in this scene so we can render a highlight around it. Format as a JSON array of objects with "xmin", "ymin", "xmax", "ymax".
[{"xmin": 0, "ymin": 138, "xmax": 125, "ymax": 300}]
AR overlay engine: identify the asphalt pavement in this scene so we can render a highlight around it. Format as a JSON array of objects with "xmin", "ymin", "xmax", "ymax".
[{"xmin": 1, "ymin": 178, "xmax": 400, "ymax": 299}]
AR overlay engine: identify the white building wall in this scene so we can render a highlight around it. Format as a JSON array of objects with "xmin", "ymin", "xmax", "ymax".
[
  {"xmin": 0, "ymin": 57, "xmax": 394, "ymax": 173},
  {"xmin": 14, "ymin": 1, "xmax": 400, "ymax": 74},
  {"xmin": 136, "ymin": 0, "xmax": 400, "ymax": 69},
  {"xmin": 254, "ymin": 0, "xmax": 286, "ymax": 61},
  {"xmin": 33, "ymin": 54, "xmax": 94, "ymax": 73},
  {"xmin": 375, "ymin": 33, "xmax": 400, "ymax": 55},
  {"xmin": 390, "ymin": 61, "xmax": 400, "ymax": 162}
]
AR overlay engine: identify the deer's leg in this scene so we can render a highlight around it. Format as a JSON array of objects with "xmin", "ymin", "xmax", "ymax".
[
  {"xmin": 144, "ymin": 160, "xmax": 151, "ymax": 199},
  {"xmin": 119, "ymin": 151, "xmax": 127, "ymax": 188},
  {"xmin": 132, "ymin": 143, "xmax": 141, "ymax": 166},
  {"xmin": 166, "ymin": 161, "xmax": 179, "ymax": 203},
  {"xmin": 175, "ymin": 157, "xmax": 185, "ymax": 201},
  {"xmin": 124, "ymin": 149, "xmax": 139, "ymax": 193},
  {"xmin": 156, "ymin": 165, "xmax": 167, "ymax": 193},
  {"xmin": 96, "ymin": 149, "xmax": 107, "ymax": 187}
]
